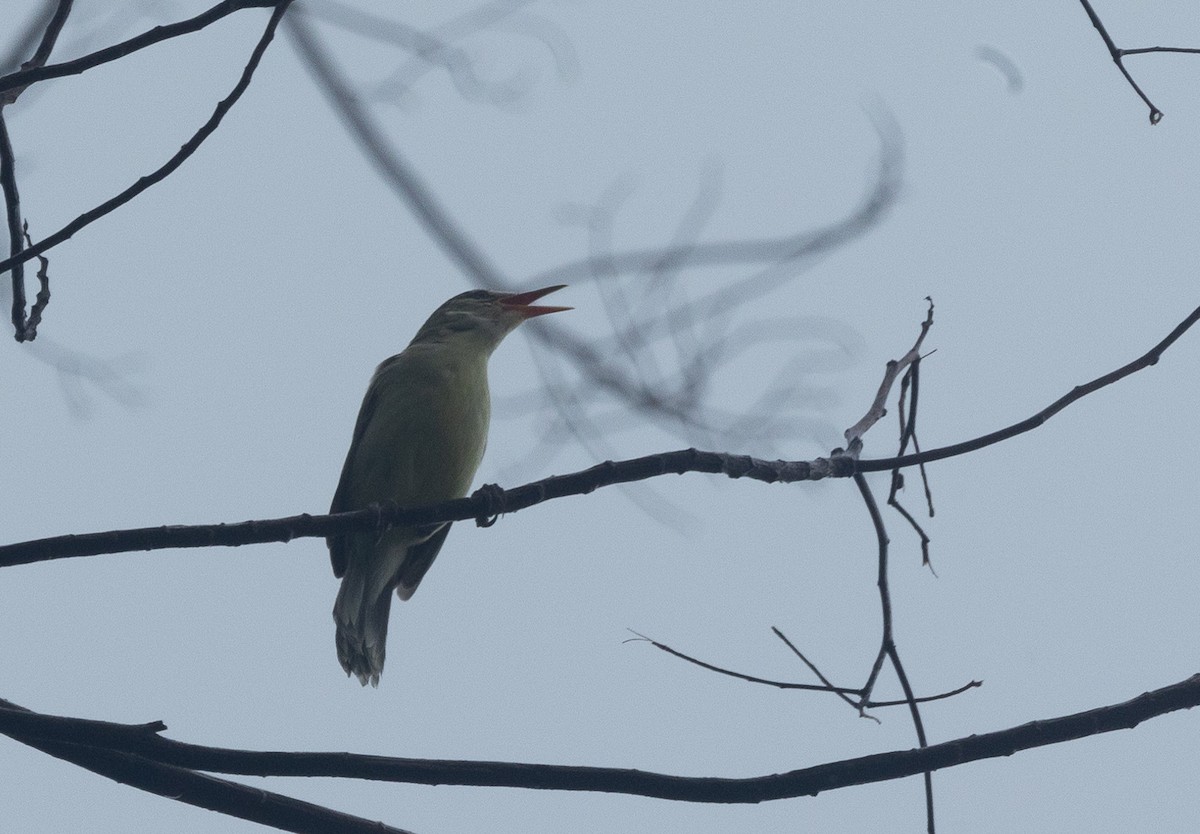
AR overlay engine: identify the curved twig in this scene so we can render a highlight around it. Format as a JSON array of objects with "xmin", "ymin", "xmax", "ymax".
[{"xmin": 629, "ymin": 629, "xmax": 977, "ymax": 706}]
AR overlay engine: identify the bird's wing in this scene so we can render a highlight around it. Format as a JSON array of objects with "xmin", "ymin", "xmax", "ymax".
[
  {"xmin": 394, "ymin": 521, "xmax": 453, "ymax": 600},
  {"xmin": 328, "ymin": 360, "xmax": 392, "ymax": 578}
]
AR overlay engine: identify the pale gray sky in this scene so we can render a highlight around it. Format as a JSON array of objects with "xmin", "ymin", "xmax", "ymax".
[{"xmin": 3, "ymin": 2, "xmax": 1199, "ymax": 832}]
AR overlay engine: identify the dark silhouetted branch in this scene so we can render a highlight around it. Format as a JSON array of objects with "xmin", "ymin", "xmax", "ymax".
[
  {"xmin": 887, "ymin": 361, "xmax": 934, "ymax": 566},
  {"xmin": 0, "ymin": 1, "xmax": 293, "ymax": 284},
  {"xmin": 0, "ymin": 449, "xmax": 851, "ymax": 567},
  {"xmin": 1, "ymin": 2, "xmax": 58, "ymax": 75},
  {"xmin": 0, "ymin": 0, "xmax": 73, "ymax": 105},
  {"xmin": 857, "ymin": 302, "xmax": 1200, "ymax": 472},
  {"xmin": 843, "ymin": 299, "xmax": 934, "ymax": 453},
  {"xmin": 0, "ymin": 112, "xmax": 26, "ymax": 339},
  {"xmin": 850, "ymin": 470, "xmax": 935, "ymax": 829},
  {"xmin": 19, "ymin": 222, "xmax": 50, "ymax": 338},
  {"xmin": 3, "ymin": 675, "xmax": 1199, "ymax": 804},
  {"xmin": 23, "ymin": 0, "xmax": 73, "ymax": 71},
  {"xmin": 1078, "ymin": 0, "xmax": 1200, "ymax": 124},
  {"xmin": 0, "ymin": 698, "xmax": 415, "ymax": 834},
  {"xmin": 628, "ymin": 629, "xmax": 981, "ymax": 707},
  {"xmin": 0, "ymin": 1, "xmax": 280, "ymax": 100}
]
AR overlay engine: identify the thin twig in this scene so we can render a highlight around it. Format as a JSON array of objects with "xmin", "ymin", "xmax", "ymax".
[
  {"xmin": 23, "ymin": 0, "xmax": 73, "ymax": 69},
  {"xmin": 858, "ymin": 302, "xmax": 1200, "ymax": 472},
  {"xmin": 888, "ymin": 643, "xmax": 935, "ymax": 833},
  {"xmin": 1078, "ymin": 0, "xmax": 1167, "ymax": 124},
  {"xmin": 0, "ymin": 0, "xmax": 73, "ymax": 104},
  {"xmin": 853, "ymin": 473, "xmax": 891, "ymax": 712},
  {"xmin": 854, "ymin": 320, "xmax": 940, "ymax": 827},
  {"xmin": 843, "ymin": 299, "xmax": 934, "ymax": 452},
  {"xmin": 887, "ymin": 495, "xmax": 932, "ymax": 569},
  {"xmin": 769, "ymin": 627, "xmax": 861, "ymax": 710},
  {"xmin": 0, "ymin": 2, "xmax": 58, "ymax": 75},
  {"xmin": 0, "ymin": 112, "xmax": 25, "ymax": 339},
  {"xmin": 888, "ymin": 360, "xmax": 934, "ymax": 566},
  {"xmin": 0, "ymin": 1, "xmax": 294, "ymax": 281},
  {"xmin": 20, "ymin": 221, "xmax": 50, "ymax": 338},
  {"xmin": 853, "ymin": 471, "xmax": 936, "ymax": 831},
  {"xmin": 0, "ymin": 1, "xmax": 279, "ymax": 100},
  {"xmin": 627, "ymin": 629, "xmax": 857, "ymax": 696}
]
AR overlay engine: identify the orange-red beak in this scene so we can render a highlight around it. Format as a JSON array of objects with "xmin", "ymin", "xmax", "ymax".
[{"xmin": 499, "ymin": 284, "xmax": 571, "ymax": 318}]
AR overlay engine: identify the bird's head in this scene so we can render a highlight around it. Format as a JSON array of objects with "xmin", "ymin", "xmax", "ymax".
[{"xmin": 411, "ymin": 285, "xmax": 571, "ymax": 351}]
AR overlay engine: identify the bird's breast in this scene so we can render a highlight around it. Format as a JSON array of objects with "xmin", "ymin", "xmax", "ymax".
[{"xmin": 351, "ymin": 349, "xmax": 491, "ymax": 509}]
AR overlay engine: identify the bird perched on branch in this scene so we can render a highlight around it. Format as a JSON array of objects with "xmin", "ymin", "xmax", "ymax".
[{"xmin": 328, "ymin": 285, "xmax": 571, "ymax": 686}]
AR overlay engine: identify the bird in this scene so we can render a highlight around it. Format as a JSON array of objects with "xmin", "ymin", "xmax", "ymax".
[{"xmin": 328, "ymin": 285, "xmax": 570, "ymax": 686}]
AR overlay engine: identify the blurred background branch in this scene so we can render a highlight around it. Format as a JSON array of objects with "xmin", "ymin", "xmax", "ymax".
[{"xmin": 286, "ymin": 3, "xmax": 901, "ymax": 483}]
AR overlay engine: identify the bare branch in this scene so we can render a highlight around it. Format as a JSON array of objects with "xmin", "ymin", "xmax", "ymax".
[
  {"xmin": 0, "ymin": 2, "xmax": 59, "ymax": 75},
  {"xmin": 22, "ymin": 0, "xmax": 74, "ymax": 72},
  {"xmin": 852, "ymin": 475, "xmax": 891, "ymax": 710},
  {"xmin": 858, "ymin": 302, "xmax": 1200, "ymax": 472},
  {"xmin": 854, "ymin": 468, "xmax": 930, "ymax": 827},
  {"xmin": 0, "ymin": 112, "xmax": 26, "ymax": 339},
  {"xmin": 843, "ymin": 298, "xmax": 934, "ymax": 452},
  {"xmin": 3, "ymin": 675, "xmax": 1198, "ymax": 804},
  {"xmin": 627, "ymin": 629, "xmax": 860, "ymax": 697},
  {"xmin": 1075, "ymin": 0, "xmax": 1200, "ymax": 124},
  {"xmin": 888, "ymin": 359, "xmax": 935, "ymax": 566},
  {"xmin": 629, "ymin": 628, "xmax": 980, "ymax": 708},
  {"xmin": 769, "ymin": 627, "xmax": 864, "ymax": 710},
  {"xmin": 0, "ymin": 1, "xmax": 280, "ymax": 100},
  {"xmin": 0, "ymin": 700, "xmax": 415, "ymax": 834},
  {"xmin": 19, "ymin": 221, "xmax": 50, "ymax": 338},
  {"xmin": 0, "ymin": 1, "xmax": 294, "ymax": 284},
  {"xmin": 0, "ymin": 449, "xmax": 851, "ymax": 567}
]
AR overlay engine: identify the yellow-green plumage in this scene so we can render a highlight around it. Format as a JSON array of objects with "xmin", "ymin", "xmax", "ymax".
[{"xmin": 329, "ymin": 286, "xmax": 568, "ymax": 686}]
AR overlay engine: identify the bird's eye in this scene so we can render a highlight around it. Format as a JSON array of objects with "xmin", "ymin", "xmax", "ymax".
[{"xmin": 444, "ymin": 312, "xmax": 476, "ymax": 332}]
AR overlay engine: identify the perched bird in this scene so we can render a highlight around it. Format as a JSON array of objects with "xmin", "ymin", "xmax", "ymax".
[{"xmin": 329, "ymin": 285, "xmax": 570, "ymax": 686}]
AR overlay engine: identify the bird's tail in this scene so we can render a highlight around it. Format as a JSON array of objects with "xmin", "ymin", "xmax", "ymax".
[{"xmin": 333, "ymin": 558, "xmax": 393, "ymax": 687}]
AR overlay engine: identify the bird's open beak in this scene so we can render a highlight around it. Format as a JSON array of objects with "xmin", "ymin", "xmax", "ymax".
[{"xmin": 499, "ymin": 284, "xmax": 572, "ymax": 318}]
